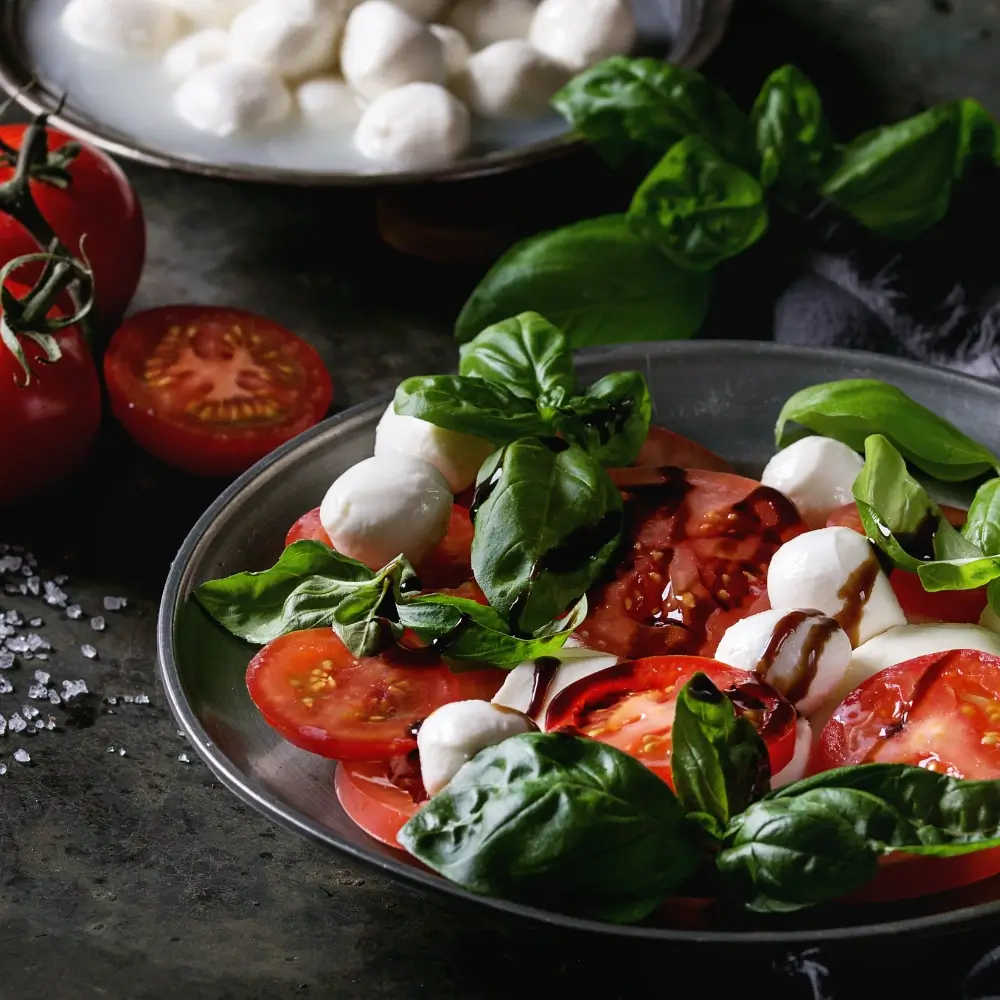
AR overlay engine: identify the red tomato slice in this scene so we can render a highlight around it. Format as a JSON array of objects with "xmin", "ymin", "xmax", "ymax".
[
  {"xmin": 826, "ymin": 502, "xmax": 986, "ymax": 624},
  {"xmin": 104, "ymin": 306, "xmax": 333, "ymax": 476},
  {"xmin": 544, "ymin": 656, "xmax": 797, "ymax": 785},
  {"xmin": 335, "ymin": 758, "xmax": 423, "ymax": 848},
  {"xmin": 579, "ymin": 469, "xmax": 807, "ymax": 658},
  {"xmin": 285, "ymin": 507, "xmax": 332, "ymax": 547},
  {"xmin": 633, "ymin": 425, "xmax": 734, "ymax": 473},
  {"xmin": 842, "ymin": 849, "xmax": 1000, "ymax": 904}
]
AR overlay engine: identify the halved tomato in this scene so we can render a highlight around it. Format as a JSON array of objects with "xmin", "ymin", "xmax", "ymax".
[
  {"xmin": 104, "ymin": 306, "xmax": 333, "ymax": 476},
  {"xmin": 842, "ymin": 850, "xmax": 1000, "ymax": 904},
  {"xmin": 544, "ymin": 655, "xmax": 797, "ymax": 786},
  {"xmin": 633, "ymin": 425, "xmax": 733, "ymax": 473},
  {"xmin": 579, "ymin": 469, "xmax": 807, "ymax": 658},
  {"xmin": 285, "ymin": 507, "xmax": 332, "ymax": 547},
  {"xmin": 335, "ymin": 758, "xmax": 423, "ymax": 848},
  {"xmin": 826, "ymin": 502, "xmax": 986, "ymax": 624}
]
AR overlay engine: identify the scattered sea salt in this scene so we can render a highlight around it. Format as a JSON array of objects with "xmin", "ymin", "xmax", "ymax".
[
  {"xmin": 14, "ymin": 749, "xmax": 30, "ymax": 764},
  {"xmin": 0, "ymin": 763, "xmax": 6, "ymax": 775},
  {"xmin": 33, "ymin": 670, "xmax": 50, "ymax": 685},
  {"xmin": 118, "ymin": 748, "xmax": 127, "ymax": 757},
  {"xmin": 26, "ymin": 576, "xmax": 40, "ymax": 596},
  {"xmin": 8, "ymin": 713, "xmax": 26, "ymax": 733},
  {"xmin": 0, "ymin": 716, "xmax": 6, "ymax": 736},
  {"xmin": 4, "ymin": 583, "xmax": 25, "ymax": 595},
  {"xmin": 61, "ymin": 679, "xmax": 88, "ymax": 699},
  {"xmin": 66, "ymin": 605, "xmax": 82, "ymax": 620},
  {"xmin": 54, "ymin": 574, "xmax": 68, "ymax": 586},
  {"xmin": 103, "ymin": 596, "xmax": 127, "ymax": 611},
  {"xmin": 27, "ymin": 684, "xmax": 49, "ymax": 700},
  {"xmin": 0, "ymin": 650, "xmax": 14, "ymax": 670},
  {"xmin": 178, "ymin": 753, "xmax": 190, "ymax": 763},
  {"xmin": 34, "ymin": 653, "xmax": 48, "ymax": 661},
  {"xmin": 0, "ymin": 677, "xmax": 11, "ymax": 695},
  {"xmin": 44, "ymin": 718, "xmax": 55, "ymax": 730},
  {"xmin": 4, "ymin": 610, "xmax": 22, "ymax": 626},
  {"xmin": 25, "ymin": 634, "xmax": 49, "ymax": 652},
  {"xmin": 134, "ymin": 693, "xmax": 150, "ymax": 705},
  {"xmin": 43, "ymin": 581, "xmax": 68, "ymax": 607},
  {"xmin": 20, "ymin": 705, "xmax": 39, "ymax": 720},
  {"xmin": 81, "ymin": 644, "xmax": 97, "ymax": 660},
  {"xmin": 90, "ymin": 616, "xmax": 106, "ymax": 632},
  {"xmin": 106, "ymin": 746, "xmax": 116, "ymax": 754},
  {"xmin": 105, "ymin": 696, "xmax": 118, "ymax": 705},
  {"xmin": 48, "ymin": 690, "xmax": 60, "ymax": 705},
  {"xmin": 4, "ymin": 636, "xmax": 28, "ymax": 653},
  {"xmin": 0, "ymin": 555, "xmax": 23, "ymax": 573},
  {"xmin": 28, "ymin": 617, "xmax": 42, "ymax": 628}
]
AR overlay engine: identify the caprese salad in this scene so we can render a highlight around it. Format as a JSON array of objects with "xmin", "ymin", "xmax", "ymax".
[{"xmin": 195, "ymin": 312, "xmax": 1000, "ymax": 922}]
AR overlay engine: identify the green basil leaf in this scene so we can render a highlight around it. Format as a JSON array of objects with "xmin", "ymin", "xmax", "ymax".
[
  {"xmin": 964, "ymin": 479, "xmax": 1000, "ymax": 555},
  {"xmin": 457, "ymin": 312, "xmax": 576, "ymax": 401},
  {"xmin": 628, "ymin": 136, "xmax": 769, "ymax": 272},
  {"xmin": 551, "ymin": 56, "xmax": 756, "ymax": 175},
  {"xmin": 454, "ymin": 215, "xmax": 712, "ymax": 348},
  {"xmin": 820, "ymin": 99, "xmax": 1000, "ymax": 239},
  {"xmin": 471, "ymin": 438, "xmax": 623, "ymax": 635},
  {"xmin": 750, "ymin": 64, "xmax": 835, "ymax": 204},
  {"xmin": 776, "ymin": 378, "xmax": 999, "ymax": 481},
  {"xmin": 393, "ymin": 374, "xmax": 551, "ymax": 444},
  {"xmin": 398, "ymin": 732, "xmax": 700, "ymax": 922},
  {"xmin": 554, "ymin": 371, "xmax": 652, "ymax": 467}
]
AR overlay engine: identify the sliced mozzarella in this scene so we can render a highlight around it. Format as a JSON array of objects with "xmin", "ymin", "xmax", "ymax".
[
  {"xmin": 714, "ymin": 607, "xmax": 852, "ymax": 718},
  {"xmin": 319, "ymin": 453, "xmax": 452, "ymax": 568},
  {"xmin": 492, "ymin": 647, "xmax": 620, "ymax": 725},
  {"xmin": 447, "ymin": 0, "xmax": 538, "ymax": 49},
  {"xmin": 374, "ymin": 404, "xmax": 493, "ymax": 493},
  {"xmin": 354, "ymin": 82, "xmax": 471, "ymax": 168},
  {"xmin": 173, "ymin": 61, "xmax": 293, "ymax": 136},
  {"xmin": 429, "ymin": 23, "xmax": 472, "ymax": 77},
  {"xmin": 61, "ymin": 0, "xmax": 183, "ymax": 54},
  {"xmin": 452, "ymin": 39, "xmax": 570, "ymax": 119},
  {"xmin": 297, "ymin": 77, "xmax": 365, "ymax": 127},
  {"xmin": 760, "ymin": 436, "xmax": 865, "ymax": 529},
  {"xmin": 164, "ymin": 28, "xmax": 231, "ymax": 79},
  {"xmin": 162, "ymin": 0, "xmax": 249, "ymax": 27},
  {"xmin": 417, "ymin": 700, "xmax": 536, "ymax": 796},
  {"xmin": 341, "ymin": 1, "xmax": 447, "ymax": 101},
  {"xmin": 229, "ymin": 0, "xmax": 342, "ymax": 79},
  {"xmin": 771, "ymin": 718, "xmax": 813, "ymax": 789},
  {"xmin": 767, "ymin": 527, "xmax": 905, "ymax": 648},
  {"xmin": 529, "ymin": 0, "xmax": 635, "ymax": 72}
]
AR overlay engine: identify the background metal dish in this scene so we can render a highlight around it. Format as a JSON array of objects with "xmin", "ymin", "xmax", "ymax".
[
  {"xmin": 158, "ymin": 341, "xmax": 1000, "ymax": 943},
  {"xmin": 0, "ymin": 0, "xmax": 731, "ymax": 187}
]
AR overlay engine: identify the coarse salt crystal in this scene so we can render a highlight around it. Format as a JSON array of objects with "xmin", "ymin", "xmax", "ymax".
[
  {"xmin": 20, "ymin": 705, "xmax": 39, "ymax": 720},
  {"xmin": 66, "ymin": 605, "xmax": 82, "ymax": 620},
  {"xmin": 90, "ymin": 616, "xmax": 106, "ymax": 632},
  {"xmin": 103, "ymin": 596, "xmax": 127, "ymax": 611},
  {"xmin": 14, "ymin": 749, "xmax": 30, "ymax": 763},
  {"xmin": 48, "ymin": 690, "xmax": 61, "ymax": 705},
  {"xmin": 27, "ymin": 684, "xmax": 49, "ymax": 699},
  {"xmin": 62, "ymin": 679, "xmax": 88, "ymax": 699},
  {"xmin": 8, "ymin": 713, "xmax": 26, "ymax": 733},
  {"xmin": 0, "ymin": 716, "xmax": 5, "ymax": 736},
  {"xmin": 0, "ymin": 677, "xmax": 11, "ymax": 695},
  {"xmin": 178, "ymin": 753, "xmax": 190, "ymax": 763},
  {"xmin": 135, "ymin": 693, "xmax": 150, "ymax": 705},
  {"xmin": 0, "ymin": 650, "xmax": 14, "ymax": 670},
  {"xmin": 34, "ymin": 670, "xmax": 50, "ymax": 684},
  {"xmin": 28, "ymin": 618, "xmax": 42, "ymax": 628},
  {"xmin": 81, "ymin": 645, "xmax": 98, "ymax": 660},
  {"xmin": 0, "ymin": 762, "xmax": 6, "ymax": 775}
]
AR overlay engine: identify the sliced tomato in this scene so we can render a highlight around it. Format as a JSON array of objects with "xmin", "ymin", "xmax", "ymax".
[
  {"xmin": 826, "ymin": 502, "xmax": 986, "ymax": 624},
  {"xmin": 104, "ymin": 306, "xmax": 333, "ymax": 476},
  {"xmin": 545, "ymin": 656, "xmax": 797, "ymax": 785},
  {"xmin": 285, "ymin": 507, "xmax": 332, "ymax": 547},
  {"xmin": 335, "ymin": 758, "xmax": 423, "ymax": 848},
  {"xmin": 579, "ymin": 469, "xmax": 807, "ymax": 658},
  {"xmin": 633, "ymin": 425, "xmax": 733, "ymax": 473},
  {"xmin": 842, "ymin": 849, "xmax": 1000, "ymax": 904}
]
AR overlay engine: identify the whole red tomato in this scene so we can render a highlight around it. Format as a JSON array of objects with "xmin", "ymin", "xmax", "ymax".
[
  {"xmin": 0, "ymin": 280, "xmax": 101, "ymax": 506},
  {"xmin": 0, "ymin": 126, "xmax": 145, "ymax": 330}
]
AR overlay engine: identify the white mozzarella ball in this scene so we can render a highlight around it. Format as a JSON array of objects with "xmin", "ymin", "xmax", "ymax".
[
  {"xmin": 417, "ymin": 700, "xmax": 536, "ymax": 796},
  {"xmin": 448, "ymin": 0, "xmax": 537, "ymax": 49},
  {"xmin": 492, "ymin": 647, "xmax": 621, "ymax": 724},
  {"xmin": 452, "ymin": 39, "xmax": 570, "ymax": 119},
  {"xmin": 354, "ymin": 82, "xmax": 471, "ymax": 168},
  {"xmin": 761, "ymin": 437, "xmax": 865, "ymax": 529},
  {"xmin": 164, "ymin": 28, "xmax": 231, "ymax": 79},
  {"xmin": 229, "ymin": 0, "xmax": 342, "ymax": 78},
  {"xmin": 767, "ymin": 527, "xmax": 905, "ymax": 648},
  {"xmin": 341, "ymin": 1, "xmax": 447, "ymax": 100},
  {"xmin": 162, "ymin": 0, "xmax": 249, "ymax": 26},
  {"xmin": 429, "ymin": 23, "xmax": 472, "ymax": 77},
  {"xmin": 771, "ymin": 718, "xmax": 813, "ymax": 789},
  {"xmin": 297, "ymin": 77, "xmax": 365, "ymax": 127},
  {"xmin": 394, "ymin": 0, "xmax": 447, "ymax": 19},
  {"xmin": 61, "ymin": 0, "xmax": 183, "ymax": 54},
  {"xmin": 174, "ymin": 61, "xmax": 292, "ymax": 135},
  {"xmin": 374, "ymin": 404, "xmax": 494, "ymax": 493},
  {"xmin": 980, "ymin": 603, "xmax": 1000, "ymax": 634},
  {"xmin": 319, "ymin": 453, "xmax": 452, "ymax": 568},
  {"xmin": 714, "ymin": 608, "xmax": 852, "ymax": 718},
  {"xmin": 529, "ymin": 0, "xmax": 635, "ymax": 72}
]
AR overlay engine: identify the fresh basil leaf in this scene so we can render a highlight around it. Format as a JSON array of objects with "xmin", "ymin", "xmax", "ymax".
[
  {"xmin": 628, "ymin": 136, "xmax": 769, "ymax": 272},
  {"xmin": 750, "ymin": 64, "xmax": 835, "ymax": 204},
  {"xmin": 454, "ymin": 215, "xmax": 712, "ymax": 348},
  {"xmin": 671, "ymin": 673, "xmax": 770, "ymax": 834},
  {"xmin": 457, "ymin": 312, "xmax": 576, "ymax": 402},
  {"xmin": 471, "ymin": 438, "xmax": 623, "ymax": 635},
  {"xmin": 393, "ymin": 374, "xmax": 551, "ymax": 444},
  {"xmin": 554, "ymin": 371, "xmax": 652, "ymax": 467},
  {"xmin": 551, "ymin": 56, "xmax": 756, "ymax": 175},
  {"xmin": 398, "ymin": 732, "xmax": 700, "ymax": 922},
  {"xmin": 820, "ymin": 99, "xmax": 1000, "ymax": 239},
  {"xmin": 964, "ymin": 479, "xmax": 1000, "ymax": 555},
  {"xmin": 194, "ymin": 541, "xmax": 407, "ymax": 653},
  {"xmin": 776, "ymin": 378, "xmax": 999, "ymax": 481}
]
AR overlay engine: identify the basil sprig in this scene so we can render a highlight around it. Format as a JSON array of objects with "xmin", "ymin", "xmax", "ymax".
[{"xmin": 193, "ymin": 540, "xmax": 583, "ymax": 666}]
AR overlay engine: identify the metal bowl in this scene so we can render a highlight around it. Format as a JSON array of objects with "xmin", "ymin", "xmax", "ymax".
[
  {"xmin": 0, "ymin": 0, "xmax": 731, "ymax": 187},
  {"xmin": 158, "ymin": 341, "xmax": 1000, "ymax": 943}
]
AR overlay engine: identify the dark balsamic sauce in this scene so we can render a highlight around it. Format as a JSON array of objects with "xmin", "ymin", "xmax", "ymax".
[
  {"xmin": 526, "ymin": 656, "xmax": 561, "ymax": 718},
  {"xmin": 578, "ymin": 398, "xmax": 634, "ymax": 445},
  {"xmin": 895, "ymin": 510, "xmax": 940, "ymax": 562},
  {"xmin": 835, "ymin": 556, "xmax": 881, "ymax": 645},
  {"xmin": 726, "ymin": 681, "xmax": 798, "ymax": 744},
  {"xmin": 754, "ymin": 609, "xmax": 840, "ymax": 706},
  {"xmin": 469, "ymin": 464, "xmax": 504, "ymax": 523}
]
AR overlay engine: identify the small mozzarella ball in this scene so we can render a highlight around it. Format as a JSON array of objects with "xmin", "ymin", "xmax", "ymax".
[
  {"xmin": 714, "ymin": 608, "xmax": 852, "ymax": 718},
  {"xmin": 452, "ymin": 39, "xmax": 570, "ymax": 119},
  {"xmin": 761, "ymin": 437, "xmax": 865, "ymax": 529},
  {"xmin": 492, "ymin": 647, "xmax": 621, "ymax": 724},
  {"xmin": 771, "ymin": 718, "xmax": 813, "ymax": 789},
  {"xmin": 394, "ymin": 0, "xmax": 447, "ymax": 19},
  {"xmin": 767, "ymin": 527, "xmax": 905, "ymax": 648},
  {"xmin": 164, "ymin": 28, "xmax": 230, "ymax": 79},
  {"xmin": 981, "ymin": 603, "xmax": 1000, "ymax": 635},
  {"xmin": 174, "ymin": 61, "xmax": 292, "ymax": 136},
  {"xmin": 297, "ymin": 77, "xmax": 365, "ymax": 127},
  {"xmin": 374, "ymin": 404, "xmax": 493, "ymax": 493},
  {"xmin": 229, "ymin": 0, "xmax": 342, "ymax": 78},
  {"xmin": 529, "ymin": 0, "xmax": 635, "ymax": 72},
  {"xmin": 354, "ymin": 82, "xmax": 471, "ymax": 168},
  {"xmin": 162, "ymin": 0, "xmax": 248, "ymax": 26},
  {"xmin": 448, "ymin": 0, "xmax": 537, "ymax": 49},
  {"xmin": 61, "ymin": 0, "xmax": 183, "ymax": 54},
  {"xmin": 341, "ymin": 1, "xmax": 447, "ymax": 100},
  {"xmin": 319, "ymin": 453, "xmax": 452, "ymax": 568},
  {"xmin": 430, "ymin": 23, "xmax": 472, "ymax": 77},
  {"xmin": 417, "ymin": 700, "xmax": 536, "ymax": 796}
]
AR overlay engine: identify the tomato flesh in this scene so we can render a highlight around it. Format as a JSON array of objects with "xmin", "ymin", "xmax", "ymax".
[
  {"xmin": 335, "ymin": 758, "xmax": 423, "ymax": 848},
  {"xmin": 842, "ymin": 849, "xmax": 1000, "ymax": 904},
  {"xmin": 104, "ymin": 306, "xmax": 333, "ymax": 476},
  {"xmin": 633, "ymin": 425, "xmax": 733, "ymax": 473},
  {"xmin": 545, "ymin": 656, "xmax": 797, "ymax": 785}
]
